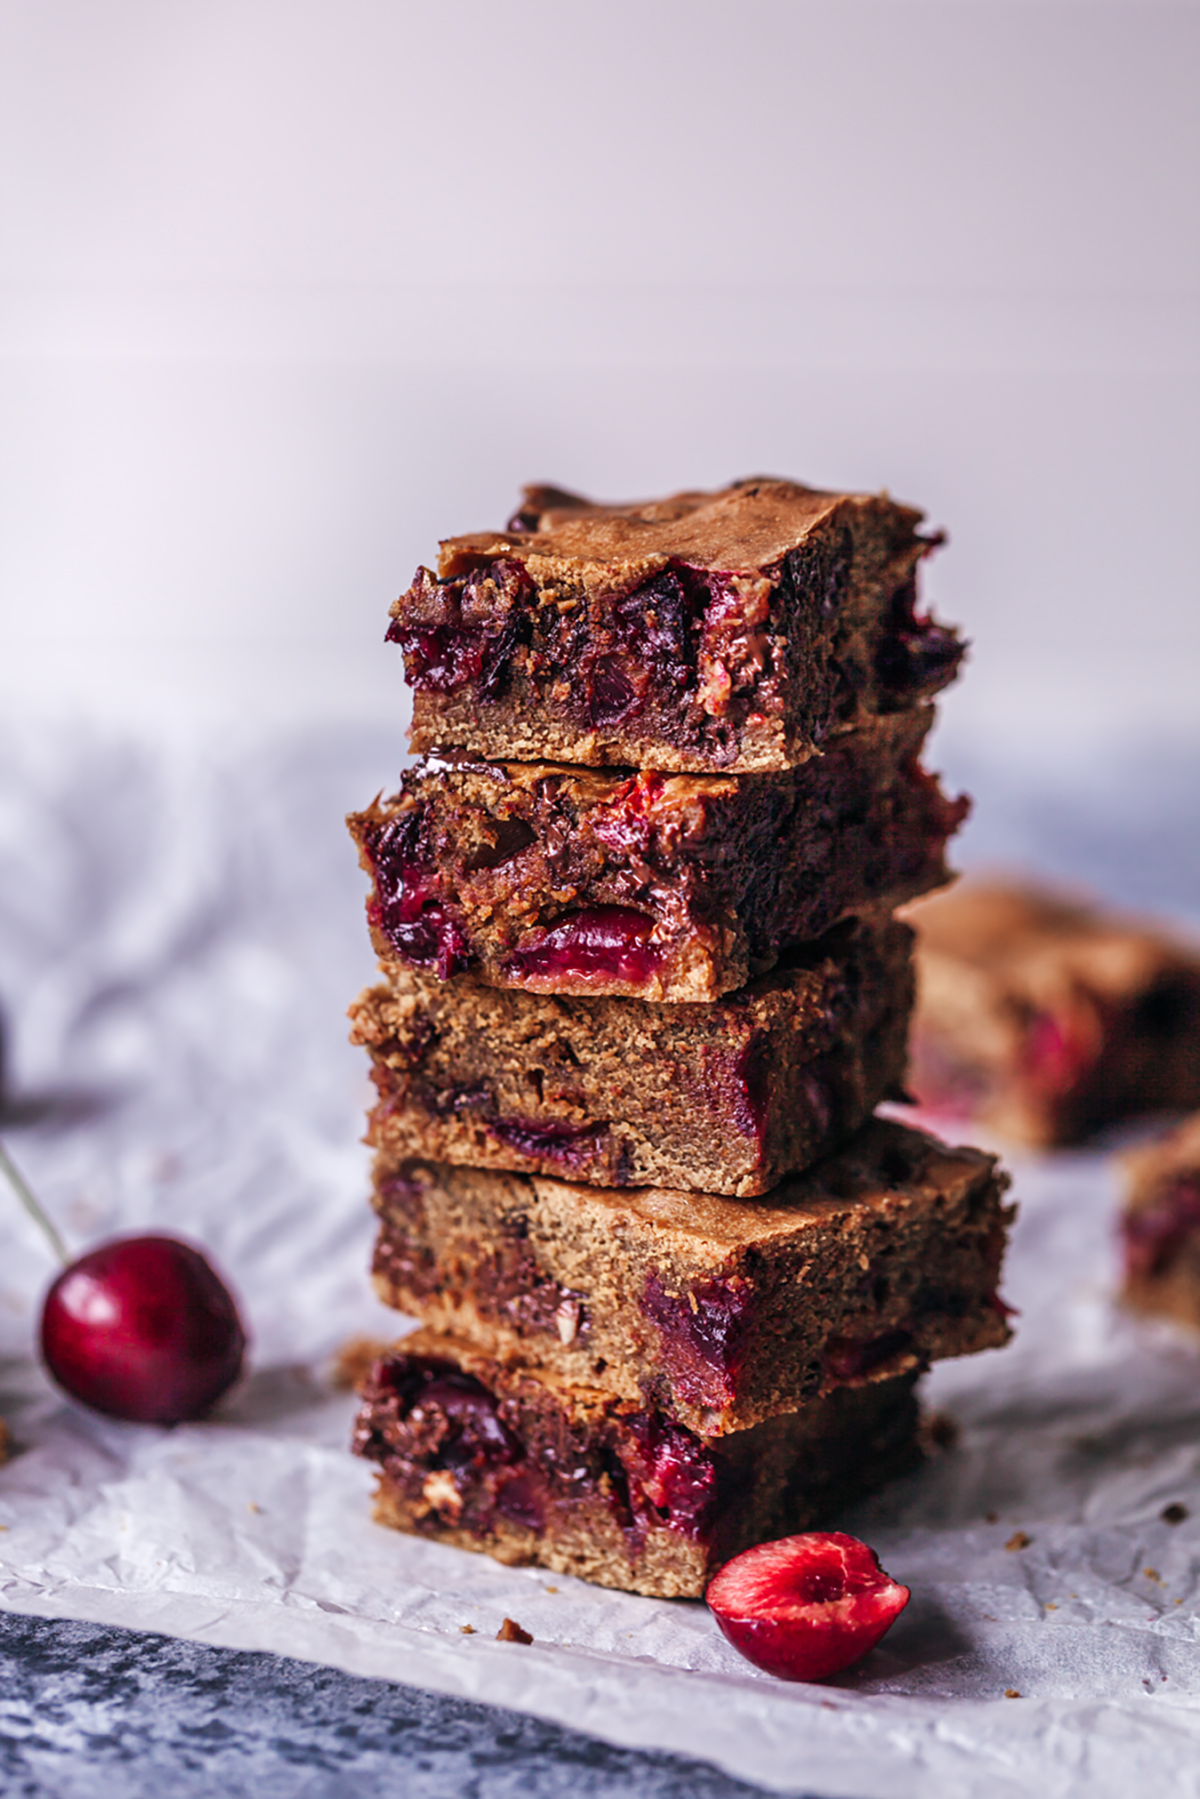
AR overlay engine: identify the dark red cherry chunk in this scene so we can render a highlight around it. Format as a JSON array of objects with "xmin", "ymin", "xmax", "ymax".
[
  {"xmin": 40, "ymin": 1235, "xmax": 247, "ymax": 1425},
  {"xmin": 641, "ymin": 1272, "xmax": 753, "ymax": 1408},
  {"xmin": 506, "ymin": 907, "xmax": 662, "ymax": 986},
  {"xmin": 707, "ymin": 1531, "xmax": 910, "ymax": 1681},
  {"xmin": 488, "ymin": 1115, "xmax": 604, "ymax": 1168}
]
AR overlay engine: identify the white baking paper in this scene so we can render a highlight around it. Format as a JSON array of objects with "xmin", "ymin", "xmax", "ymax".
[{"xmin": 3, "ymin": 721, "xmax": 1200, "ymax": 1799}]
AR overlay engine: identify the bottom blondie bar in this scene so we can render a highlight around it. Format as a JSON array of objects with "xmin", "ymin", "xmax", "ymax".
[{"xmin": 353, "ymin": 1328, "xmax": 921, "ymax": 1598}]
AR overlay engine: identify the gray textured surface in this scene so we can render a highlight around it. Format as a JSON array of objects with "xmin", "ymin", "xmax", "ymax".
[{"xmin": 0, "ymin": 1612, "xmax": 797, "ymax": 1799}]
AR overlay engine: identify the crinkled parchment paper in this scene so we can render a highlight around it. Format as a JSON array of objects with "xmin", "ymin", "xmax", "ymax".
[{"xmin": 3, "ymin": 724, "xmax": 1200, "ymax": 1799}]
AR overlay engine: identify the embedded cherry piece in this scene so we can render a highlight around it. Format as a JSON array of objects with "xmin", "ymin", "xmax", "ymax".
[
  {"xmin": 641, "ymin": 1272, "xmax": 752, "ymax": 1409},
  {"xmin": 620, "ymin": 1411, "xmax": 716, "ymax": 1536},
  {"xmin": 488, "ymin": 1115, "xmax": 605, "ymax": 1167},
  {"xmin": 706, "ymin": 1531, "xmax": 910, "ymax": 1681},
  {"xmin": 40, "ymin": 1235, "xmax": 247, "ymax": 1425},
  {"xmin": 506, "ymin": 907, "xmax": 663, "ymax": 986}
]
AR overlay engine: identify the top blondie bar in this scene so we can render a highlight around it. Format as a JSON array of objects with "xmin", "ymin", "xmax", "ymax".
[{"xmin": 389, "ymin": 478, "xmax": 964, "ymax": 773}]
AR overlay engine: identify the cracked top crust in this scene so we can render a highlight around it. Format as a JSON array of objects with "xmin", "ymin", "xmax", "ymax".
[{"xmin": 438, "ymin": 477, "xmax": 927, "ymax": 585}]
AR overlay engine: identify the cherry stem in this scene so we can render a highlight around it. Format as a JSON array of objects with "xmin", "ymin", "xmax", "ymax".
[{"xmin": 0, "ymin": 1137, "xmax": 71, "ymax": 1268}]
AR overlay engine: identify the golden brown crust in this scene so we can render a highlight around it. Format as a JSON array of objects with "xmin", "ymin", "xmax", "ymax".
[{"xmin": 438, "ymin": 478, "xmax": 922, "ymax": 584}]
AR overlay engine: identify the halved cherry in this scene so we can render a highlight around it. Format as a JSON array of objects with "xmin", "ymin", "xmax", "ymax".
[{"xmin": 706, "ymin": 1531, "xmax": 910, "ymax": 1681}]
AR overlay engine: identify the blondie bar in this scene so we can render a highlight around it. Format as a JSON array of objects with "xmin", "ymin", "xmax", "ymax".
[
  {"xmin": 349, "ymin": 710, "xmax": 964, "ymax": 1002},
  {"xmin": 390, "ymin": 479, "xmax": 963, "ymax": 774},
  {"xmin": 353, "ymin": 1328, "xmax": 922, "ymax": 1597},
  {"xmin": 369, "ymin": 1118, "xmax": 1013, "ymax": 1436},
  {"xmin": 904, "ymin": 882, "xmax": 1200, "ymax": 1145},
  {"xmin": 352, "ymin": 918, "xmax": 913, "ymax": 1197},
  {"xmin": 1121, "ymin": 1112, "xmax": 1200, "ymax": 1331}
]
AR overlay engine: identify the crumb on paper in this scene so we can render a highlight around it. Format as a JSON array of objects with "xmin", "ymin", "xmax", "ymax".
[
  {"xmin": 1004, "ymin": 1689, "xmax": 1021, "ymax": 1700},
  {"xmin": 1045, "ymin": 1601, "xmax": 1058, "ymax": 1610},
  {"xmin": 496, "ymin": 1617, "xmax": 533, "ymax": 1645},
  {"xmin": 985, "ymin": 1510, "xmax": 998, "ymax": 1524},
  {"xmin": 1005, "ymin": 1530, "xmax": 1032, "ymax": 1551},
  {"xmin": 1162, "ymin": 1502, "xmax": 1189, "ymax": 1525},
  {"xmin": 544, "ymin": 1585, "xmax": 559, "ymax": 1593},
  {"xmin": 247, "ymin": 1501, "xmax": 262, "ymax": 1515},
  {"xmin": 1144, "ymin": 1567, "xmax": 1163, "ymax": 1583},
  {"xmin": 460, "ymin": 1624, "xmax": 476, "ymax": 1635},
  {"xmin": 331, "ymin": 1335, "xmax": 390, "ymax": 1392}
]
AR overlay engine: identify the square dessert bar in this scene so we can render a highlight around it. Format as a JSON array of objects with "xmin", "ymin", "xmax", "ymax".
[
  {"xmin": 353, "ymin": 1327, "xmax": 922, "ymax": 1598},
  {"xmin": 352, "ymin": 917, "xmax": 914, "ymax": 1198},
  {"xmin": 389, "ymin": 478, "xmax": 963, "ymax": 774},
  {"xmin": 369, "ymin": 1117, "xmax": 1014, "ymax": 1437},
  {"xmin": 903, "ymin": 883, "xmax": 1200, "ymax": 1146},
  {"xmin": 349, "ymin": 708, "xmax": 966, "ymax": 1003},
  {"xmin": 1121, "ymin": 1112, "xmax": 1200, "ymax": 1331}
]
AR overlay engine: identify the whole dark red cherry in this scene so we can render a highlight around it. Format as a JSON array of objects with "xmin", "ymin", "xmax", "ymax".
[{"xmin": 40, "ymin": 1235, "xmax": 247, "ymax": 1424}]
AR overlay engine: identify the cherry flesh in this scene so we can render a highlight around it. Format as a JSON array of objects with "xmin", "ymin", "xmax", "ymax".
[
  {"xmin": 41, "ymin": 1235, "xmax": 247, "ymax": 1425},
  {"xmin": 706, "ymin": 1531, "xmax": 910, "ymax": 1681},
  {"xmin": 505, "ymin": 906, "xmax": 662, "ymax": 987}
]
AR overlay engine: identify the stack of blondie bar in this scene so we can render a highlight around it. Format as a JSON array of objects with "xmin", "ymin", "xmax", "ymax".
[{"xmin": 347, "ymin": 479, "xmax": 1014, "ymax": 1598}]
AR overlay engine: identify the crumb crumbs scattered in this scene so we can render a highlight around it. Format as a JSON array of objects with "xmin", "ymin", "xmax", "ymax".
[
  {"xmin": 1162, "ymin": 1502, "xmax": 1189, "ymax": 1526},
  {"xmin": 1005, "ymin": 1530, "xmax": 1032, "ymax": 1552},
  {"xmin": 1174, "ymin": 1598, "xmax": 1183, "ymax": 1606},
  {"xmin": 1004, "ymin": 1689, "xmax": 1021, "ymax": 1700},
  {"xmin": 460, "ymin": 1625, "xmax": 476, "ymax": 1635},
  {"xmin": 247, "ymin": 1502, "xmax": 262, "ymax": 1515},
  {"xmin": 985, "ymin": 1510, "xmax": 998, "ymax": 1525},
  {"xmin": 496, "ymin": 1617, "xmax": 533, "ymax": 1645},
  {"xmin": 1144, "ymin": 1568, "xmax": 1163, "ymax": 1584},
  {"xmin": 544, "ymin": 1585, "xmax": 558, "ymax": 1593},
  {"xmin": 1044, "ymin": 1602, "xmax": 1058, "ymax": 1610},
  {"xmin": 331, "ymin": 1336, "xmax": 390, "ymax": 1392}
]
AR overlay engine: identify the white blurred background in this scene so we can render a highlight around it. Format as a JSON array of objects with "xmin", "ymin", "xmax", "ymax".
[{"xmin": 2, "ymin": 0, "xmax": 1197, "ymax": 756}]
